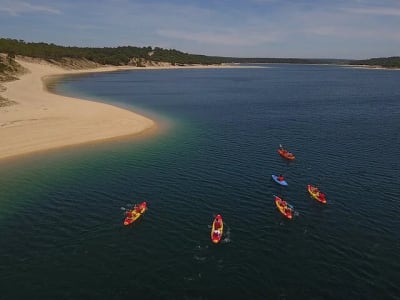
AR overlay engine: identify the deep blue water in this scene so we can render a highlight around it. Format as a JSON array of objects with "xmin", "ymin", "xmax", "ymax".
[{"xmin": 1, "ymin": 65, "xmax": 399, "ymax": 299}]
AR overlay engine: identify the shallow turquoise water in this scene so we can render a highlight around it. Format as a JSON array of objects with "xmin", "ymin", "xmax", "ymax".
[{"xmin": 0, "ymin": 65, "xmax": 399, "ymax": 299}]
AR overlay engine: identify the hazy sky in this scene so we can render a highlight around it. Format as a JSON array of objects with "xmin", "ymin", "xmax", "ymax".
[{"xmin": 1, "ymin": 0, "xmax": 399, "ymax": 59}]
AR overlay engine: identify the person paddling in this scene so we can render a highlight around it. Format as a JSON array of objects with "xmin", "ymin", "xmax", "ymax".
[
  {"xmin": 278, "ymin": 174, "xmax": 285, "ymax": 181},
  {"xmin": 214, "ymin": 219, "xmax": 221, "ymax": 229}
]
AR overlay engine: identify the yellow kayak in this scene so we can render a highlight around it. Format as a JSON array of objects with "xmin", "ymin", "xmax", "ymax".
[
  {"xmin": 274, "ymin": 195, "xmax": 293, "ymax": 219},
  {"xmin": 211, "ymin": 214, "xmax": 224, "ymax": 244},
  {"xmin": 307, "ymin": 185, "xmax": 327, "ymax": 204},
  {"xmin": 123, "ymin": 201, "xmax": 147, "ymax": 225}
]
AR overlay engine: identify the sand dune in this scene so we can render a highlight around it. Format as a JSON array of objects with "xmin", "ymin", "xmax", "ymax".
[{"xmin": 0, "ymin": 60, "xmax": 155, "ymax": 160}]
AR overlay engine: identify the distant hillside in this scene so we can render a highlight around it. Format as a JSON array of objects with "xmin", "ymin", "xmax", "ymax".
[
  {"xmin": 5, "ymin": 38, "xmax": 399, "ymax": 72},
  {"xmin": 0, "ymin": 38, "xmax": 224, "ymax": 66},
  {"xmin": 350, "ymin": 57, "xmax": 400, "ymax": 68},
  {"xmin": 221, "ymin": 57, "xmax": 349, "ymax": 64},
  {"xmin": 1, "ymin": 38, "xmax": 350, "ymax": 68}
]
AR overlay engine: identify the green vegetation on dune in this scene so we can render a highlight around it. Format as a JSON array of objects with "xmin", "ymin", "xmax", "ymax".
[
  {"xmin": 0, "ymin": 52, "xmax": 24, "ymax": 81},
  {"xmin": 1, "ymin": 37, "xmax": 399, "ymax": 70},
  {"xmin": 0, "ymin": 53, "xmax": 22, "ymax": 106},
  {"xmin": 0, "ymin": 38, "xmax": 224, "ymax": 66},
  {"xmin": 1, "ymin": 38, "xmax": 348, "ymax": 67},
  {"xmin": 0, "ymin": 54, "xmax": 15, "ymax": 74}
]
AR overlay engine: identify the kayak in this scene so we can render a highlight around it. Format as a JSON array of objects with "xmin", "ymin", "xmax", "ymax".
[
  {"xmin": 272, "ymin": 174, "xmax": 288, "ymax": 186},
  {"xmin": 211, "ymin": 214, "xmax": 224, "ymax": 244},
  {"xmin": 274, "ymin": 195, "xmax": 293, "ymax": 219},
  {"xmin": 278, "ymin": 148, "xmax": 295, "ymax": 160},
  {"xmin": 307, "ymin": 185, "xmax": 327, "ymax": 204},
  {"xmin": 123, "ymin": 201, "xmax": 147, "ymax": 225}
]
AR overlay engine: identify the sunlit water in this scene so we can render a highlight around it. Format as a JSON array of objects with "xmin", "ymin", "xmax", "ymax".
[{"xmin": 1, "ymin": 65, "xmax": 399, "ymax": 299}]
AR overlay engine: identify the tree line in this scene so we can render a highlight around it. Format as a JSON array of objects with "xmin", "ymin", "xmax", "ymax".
[
  {"xmin": 1, "ymin": 38, "xmax": 351, "ymax": 66},
  {"xmin": 0, "ymin": 38, "xmax": 225, "ymax": 65},
  {"xmin": 2, "ymin": 38, "xmax": 398, "ymax": 68}
]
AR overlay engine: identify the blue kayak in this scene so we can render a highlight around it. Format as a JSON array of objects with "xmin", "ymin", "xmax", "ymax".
[{"xmin": 272, "ymin": 175, "xmax": 288, "ymax": 186}]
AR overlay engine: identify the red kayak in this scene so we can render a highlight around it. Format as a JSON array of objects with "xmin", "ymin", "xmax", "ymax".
[
  {"xmin": 274, "ymin": 195, "xmax": 293, "ymax": 219},
  {"xmin": 211, "ymin": 214, "xmax": 224, "ymax": 244},
  {"xmin": 307, "ymin": 185, "xmax": 327, "ymax": 204},
  {"xmin": 278, "ymin": 145, "xmax": 295, "ymax": 160},
  {"xmin": 123, "ymin": 201, "xmax": 147, "ymax": 225}
]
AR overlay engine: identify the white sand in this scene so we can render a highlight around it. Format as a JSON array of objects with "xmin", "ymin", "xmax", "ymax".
[
  {"xmin": 0, "ymin": 60, "xmax": 155, "ymax": 160},
  {"xmin": 0, "ymin": 59, "xmax": 259, "ymax": 160}
]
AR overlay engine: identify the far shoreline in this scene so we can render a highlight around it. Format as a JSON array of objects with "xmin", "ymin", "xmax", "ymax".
[{"xmin": 340, "ymin": 64, "xmax": 400, "ymax": 71}]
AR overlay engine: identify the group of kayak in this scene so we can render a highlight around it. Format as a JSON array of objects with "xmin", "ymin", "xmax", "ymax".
[
  {"xmin": 273, "ymin": 145, "xmax": 327, "ymax": 219},
  {"xmin": 122, "ymin": 145, "xmax": 327, "ymax": 241},
  {"xmin": 123, "ymin": 202, "xmax": 225, "ymax": 244}
]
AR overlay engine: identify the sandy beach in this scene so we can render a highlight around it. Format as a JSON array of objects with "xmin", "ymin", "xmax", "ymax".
[
  {"xmin": 0, "ymin": 59, "xmax": 260, "ymax": 160},
  {"xmin": 0, "ymin": 59, "xmax": 158, "ymax": 160}
]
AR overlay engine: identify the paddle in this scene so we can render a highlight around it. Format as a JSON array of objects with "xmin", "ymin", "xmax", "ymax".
[
  {"xmin": 121, "ymin": 205, "xmax": 136, "ymax": 214},
  {"xmin": 273, "ymin": 194, "xmax": 294, "ymax": 209},
  {"xmin": 121, "ymin": 201, "xmax": 137, "ymax": 210}
]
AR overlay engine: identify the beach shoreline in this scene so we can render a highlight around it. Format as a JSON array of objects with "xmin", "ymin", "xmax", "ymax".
[
  {"xmin": 0, "ymin": 59, "xmax": 255, "ymax": 161},
  {"xmin": 0, "ymin": 59, "xmax": 158, "ymax": 161}
]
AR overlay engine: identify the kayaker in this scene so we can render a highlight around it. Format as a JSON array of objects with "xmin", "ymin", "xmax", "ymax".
[
  {"xmin": 214, "ymin": 219, "xmax": 221, "ymax": 229},
  {"xmin": 135, "ymin": 205, "xmax": 141, "ymax": 213},
  {"xmin": 126, "ymin": 211, "xmax": 133, "ymax": 218},
  {"xmin": 278, "ymin": 174, "xmax": 284, "ymax": 181}
]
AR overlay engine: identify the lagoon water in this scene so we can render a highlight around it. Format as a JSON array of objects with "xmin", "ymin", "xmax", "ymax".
[{"xmin": 1, "ymin": 65, "xmax": 399, "ymax": 299}]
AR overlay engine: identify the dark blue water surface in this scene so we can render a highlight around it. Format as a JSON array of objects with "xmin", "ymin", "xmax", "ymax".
[{"xmin": 1, "ymin": 65, "xmax": 399, "ymax": 299}]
